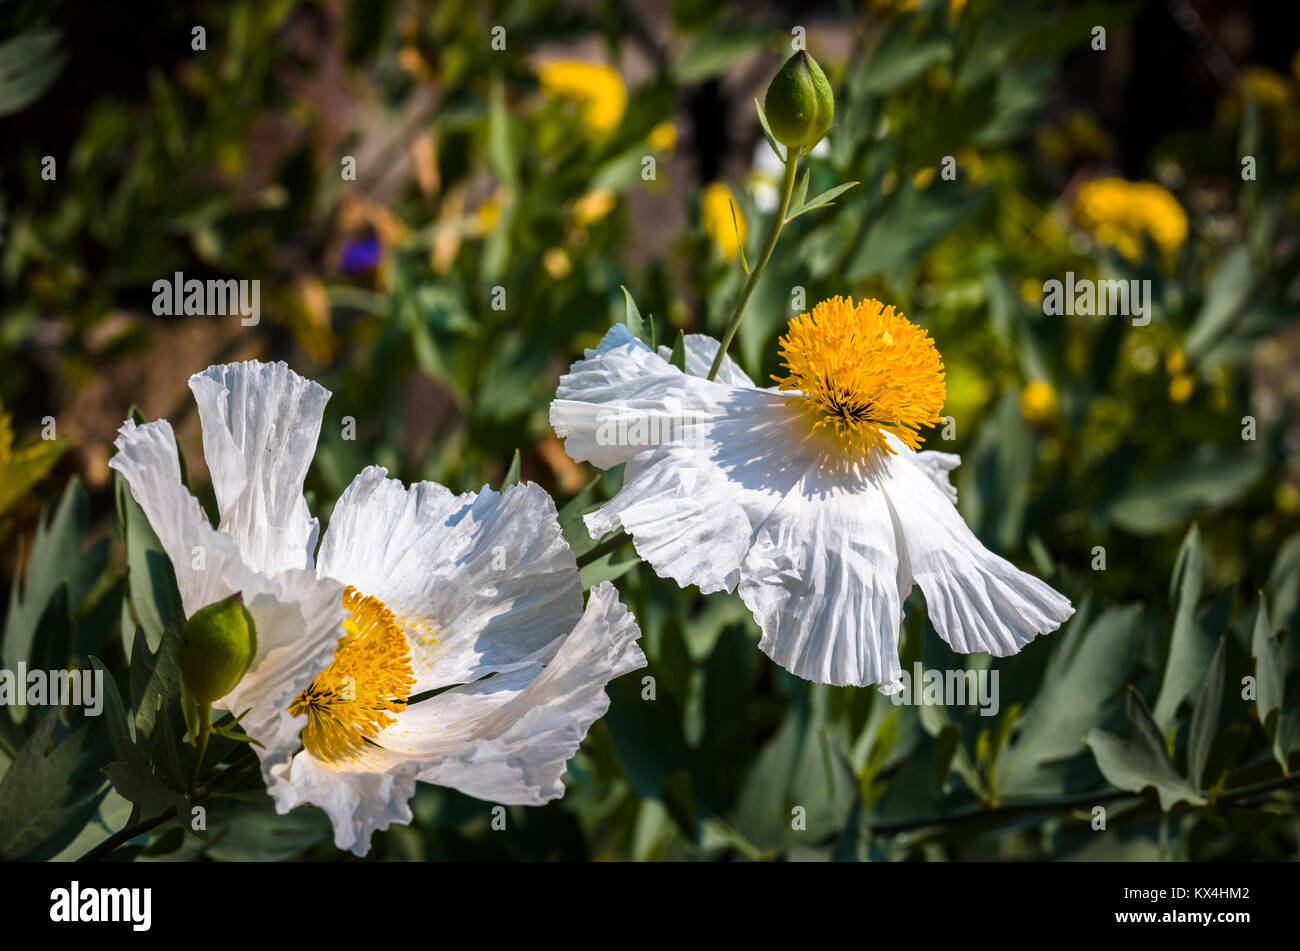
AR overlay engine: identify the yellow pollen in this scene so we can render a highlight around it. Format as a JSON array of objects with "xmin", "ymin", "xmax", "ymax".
[
  {"xmin": 288, "ymin": 586, "xmax": 416, "ymax": 764},
  {"xmin": 773, "ymin": 296, "xmax": 946, "ymax": 456}
]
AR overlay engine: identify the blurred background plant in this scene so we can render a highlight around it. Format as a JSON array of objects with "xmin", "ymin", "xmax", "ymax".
[{"xmin": 1, "ymin": 0, "xmax": 1298, "ymax": 861}]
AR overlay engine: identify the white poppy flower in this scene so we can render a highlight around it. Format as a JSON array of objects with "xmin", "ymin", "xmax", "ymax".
[
  {"xmin": 550, "ymin": 297, "xmax": 1072, "ymax": 692},
  {"xmin": 110, "ymin": 360, "xmax": 645, "ymax": 855}
]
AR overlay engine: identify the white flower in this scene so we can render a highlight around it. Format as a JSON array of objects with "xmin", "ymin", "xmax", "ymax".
[
  {"xmin": 110, "ymin": 360, "xmax": 645, "ymax": 855},
  {"xmin": 550, "ymin": 297, "xmax": 1072, "ymax": 692}
]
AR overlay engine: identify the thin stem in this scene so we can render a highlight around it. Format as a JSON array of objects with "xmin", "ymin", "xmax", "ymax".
[
  {"xmin": 576, "ymin": 531, "xmax": 631, "ymax": 568},
  {"xmin": 870, "ymin": 772, "xmax": 1300, "ymax": 837},
  {"xmin": 76, "ymin": 808, "xmax": 177, "ymax": 863},
  {"xmin": 187, "ymin": 701, "xmax": 212, "ymax": 794},
  {"xmin": 706, "ymin": 147, "xmax": 802, "ymax": 381}
]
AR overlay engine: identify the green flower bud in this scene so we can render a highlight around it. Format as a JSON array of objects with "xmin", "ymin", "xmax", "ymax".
[
  {"xmin": 763, "ymin": 51, "xmax": 835, "ymax": 151},
  {"xmin": 179, "ymin": 592, "xmax": 257, "ymax": 703}
]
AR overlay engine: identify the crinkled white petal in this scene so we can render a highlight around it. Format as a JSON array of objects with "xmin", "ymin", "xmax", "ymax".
[
  {"xmin": 740, "ymin": 462, "xmax": 908, "ymax": 689},
  {"xmin": 282, "ymin": 754, "xmax": 420, "ymax": 856},
  {"xmin": 279, "ymin": 581, "xmax": 645, "ymax": 855},
  {"xmin": 109, "ymin": 416, "xmax": 345, "ymax": 802},
  {"xmin": 913, "ymin": 449, "xmax": 961, "ymax": 504},
  {"xmin": 189, "ymin": 361, "xmax": 330, "ymax": 577},
  {"xmin": 316, "ymin": 467, "xmax": 585, "ymax": 692},
  {"xmin": 550, "ymin": 325, "xmax": 750, "ymax": 470},
  {"xmin": 878, "ymin": 435, "xmax": 1074, "ymax": 656},
  {"xmin": 584, "ymin": 392, "xmax": 819, "ymax": 595}
]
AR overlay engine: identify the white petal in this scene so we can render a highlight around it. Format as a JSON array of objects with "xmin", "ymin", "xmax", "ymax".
[
  {"xmin": 316, "ymin": 467, "xmax": 584, "ymax": 691},
  {"xmin": 281, "ymin": 754, "xmax": 420, "ymax": 856},
  {"xmin": 879, "ymin": 442, "xmax": 1074, "ymax": 657},
  {"xmin": 189, "ymin": 361, "xmax": 330, "ymax": 576},
  {"xmin": 583, "ymin": 388, "xmax": 814, "ymax": 594},
  {"xmin": 109, "ymin": 418, "xmax": 263, "ymax": 614},
  {"xmin": 550, "ymin": 325, "xmax": 748, "ymax": 470},
  {"xmin": 912, "ymin": 449, "xmax": 961, "ymax": 504},
  {"xmin": 739, "ymin": 463, "xmax": 908, "ymax": 689},
  {"xmin": 408, "ymin": 581, "xmax": 645, "ymax": 802}
]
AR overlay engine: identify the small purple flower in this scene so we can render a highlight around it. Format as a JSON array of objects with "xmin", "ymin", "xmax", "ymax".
[{"xmin": 340, "ymin": 235, "xmax": 383, "ymax": 272}]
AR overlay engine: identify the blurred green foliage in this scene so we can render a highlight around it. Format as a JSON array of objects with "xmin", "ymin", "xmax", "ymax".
[{"xmin": 0, "ymin": 0, "xmax": 1298, "ymax": 861}]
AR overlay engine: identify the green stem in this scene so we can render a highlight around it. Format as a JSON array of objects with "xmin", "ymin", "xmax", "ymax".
[
  {"xmin": 576, "ymin": 531, "xmax": 632, "ymax": 568},
  {"xmin": 76, "ymin": 807, "xmax": 177, "ymax": 863},
  {"xmin": 706, "ymin": 146, "xmax": 802, "ymax": 381},
  {"xmin": 187, "ymin": 700, "xmax": 212, "ymax": 794}
]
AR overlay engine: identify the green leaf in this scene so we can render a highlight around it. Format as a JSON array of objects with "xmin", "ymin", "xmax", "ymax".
[
  {"xmin": 728, "ymin": 200, "xmax": 750, "ymax": 274},
  {"xmin": 785, "ymin": 181, "xmax": 860, "ymax": 223},
  {"xmin": 858, "ymin": 29, "xmax": 952, "ymax": 95},
  {"xmin": 130, "ymin": 612, "xmax": 183, "ymax": 749},
  {"xmin": 1188, "ymin": 638, "xmax": 1225, "ymax": 791},
  {"xmin": 846, "ymin": 182, "xmax": 988, "ymax": 279},
  {"xmin": 619, "ymin": 285, "xmax": 648, "ymax": 346},
  {"xmin": 203, "ymin": 804, "xmax": 332, "ymax": 861},
  {"xmin": 668, "ymin": 330, "xmax": 687, "ymax": 372},
  {"xmin": 116, "ymin": 473, "xmax": 184, "ymax": 656},
  {"xmin": 1249, "ymin": 594, "xmax": 1289, "ymax": 770},
  {"xmin": 674, "ymin": 26, "xmax": 768, "ymax": 83},
  {"xmin": 1185, "ymin": 246, "xmax": 1253, "ymax": 360},
  {"xmin": 3, "ymin": 478, "xmax": 100, "ymax": 675},
  {"xmin": 0, "ymin": 711, "xmax": 109, "ymax": 860},
  {"xmin": 1153, "ymin": 525, "xmax": 1218, "ymax": 728},
  {"xmin": 753, "ymin": 98, "xmax": 784, "ymax": 162},
  {"xmin": 998, "ymin": 602, "xmax": 1139, "ymax": 797},
  {"xmin": 1085, "ymin": 689, "xmax": 1204, "ymax": 811},
  {"xmin": 502, "ymin": 449, "xmax": 521, "ymax": 488},
  {"xmin": 1107, "ymin": 451, "xmax": 1267, "ymax": 535},
  {"xmin": 0, "ymin": 28, "xmax": 66, "ymax": 118}
]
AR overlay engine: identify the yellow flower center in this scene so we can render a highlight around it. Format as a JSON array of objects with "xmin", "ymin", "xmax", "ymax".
[
  {"xmin": 773, "ymin": 296, "xmax": 946, "ymax": 456},
  {"xmin": 288, "ymin": 586, "xmax": 416, "ymax": 764}
]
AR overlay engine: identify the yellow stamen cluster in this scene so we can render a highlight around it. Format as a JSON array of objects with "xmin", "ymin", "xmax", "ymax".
[
  {"xmin": 288, "ymin": 586, "xmax": 416, "ymax": 765},
  {"xmin": 773, "ymin": 296, "xmax": 946, "ymax": 457}
]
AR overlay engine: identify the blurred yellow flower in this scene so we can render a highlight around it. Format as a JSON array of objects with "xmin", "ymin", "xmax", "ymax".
[
  {"xmin": 1165, "ymin": 345, "xmax": 1186, "ymax": 375},
  {"xmin": 1169, "ymin": 373, "xmax": 1195, "ymax": 403},
  {"xmin": 1020, "ymin": 380, "xmax": 1058, "ymax": 424},
  {"xmin": 475, "ymin": 194, "xmax": 504, "ymax": 234},
  {"xmin": 573, "ymin": 188, "xmax": 617, "ymax": 225},
  {"xmin": 701, "ymin": 182, "xmax": 746, "ymax": 259},
  {"xmin": 537, "ymin": 60, "xmax": 627, "ymax": 136},
  {"xmin": 912, "ymin": 167, "xmax": 936, "ymax": 189},
  {"xmin": 1019, "ymin": 278, "xmax": 1043, "ymax": 304},
  {"xmin": 1073, "ymin": 177, "xmax": 1188, "ymax": 261},
  {"xmin": 1239, "ymin": 66, "xmax": 1293, "ymax": 109},
  {"xmin": 648, "ymin": 121, "xmax": 677, "ymax": 151},
  {"xmin": 543, "ymin": 248, "xmax": 572, "ymax": 279},
  {"xmin": 1277, "ymin": 481, "xmax": 1300, "ymax": 516}
]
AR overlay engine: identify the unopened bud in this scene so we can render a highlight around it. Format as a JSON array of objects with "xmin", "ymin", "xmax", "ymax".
[
  {"xmin": 764, "ymin": 51, "xmax": 834, "ymax": 151},
  {"xmin": 179, "ymin": 592, "xmax": 257, "ymax": 703}
]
